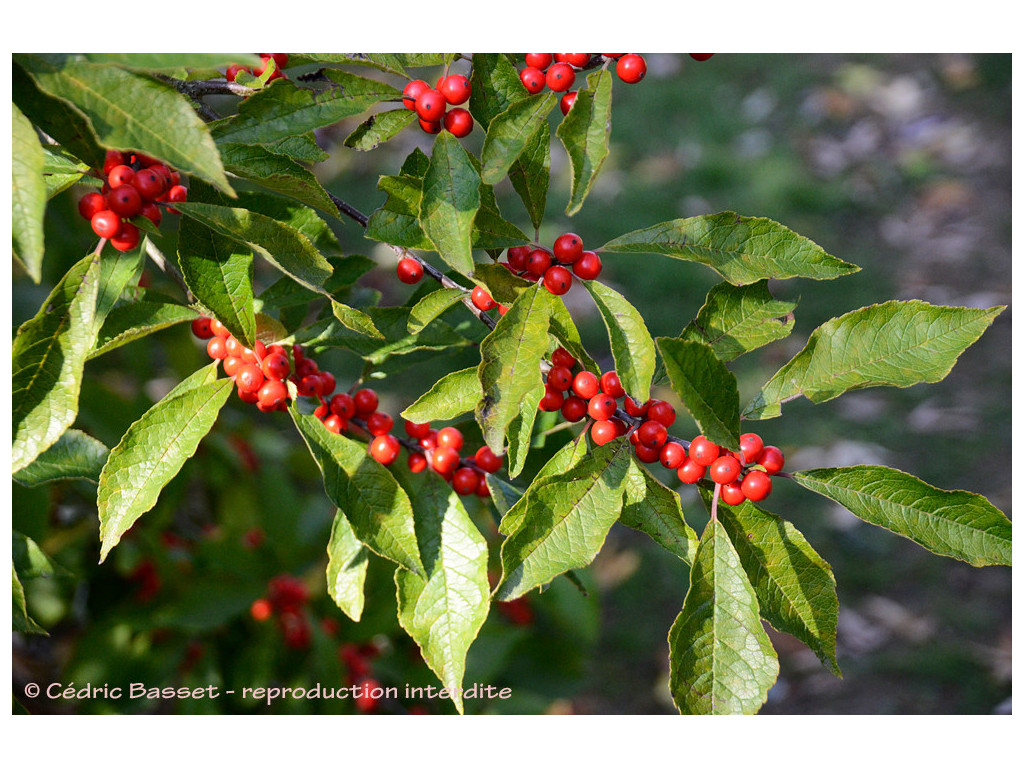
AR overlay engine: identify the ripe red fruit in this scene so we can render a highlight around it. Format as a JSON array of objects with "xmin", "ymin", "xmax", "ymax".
[
  {"xmin": 226, "ymin": 64, "xmax": 251, "ymax": 81},
  {"xmin": 624, "ymin": 396, "xmax": 649, "ymax": 418},
  {"xmin": 435, "ymin": 426, "xmax": 464, "ymax": 452},
  {"xmin": 538, "ymin": 385, "xmax": 565, "ymax": 412},
  {"xmin": 546, "ymin": 63, "xmax": 575, "ymax": 92},
  {"xmin": 166, "ymin": 185, "xmax": 188, "ymax": 203},
  {"xmin": 739, "ymin": 433, "xmax": 765, "ymax": 464},
  {"xmin": 396, "ymin": 257, "xmax": 424, "ymax": 284},
  {"xmin": 370, "ymin": 434, "xmax": 401, "ymax": 465},
  {"xmin": 689, "ymin": 53, "xmax": 715, "ymax": 61},
  {"xmin": 316, "ymin": 372, "xmax": 336, "ymax": 397},
  {"xmin": 402, "ymin": 79, "xmax": 430, "ymax": 110},
  {"xmin": 139, "ymin": 202, "xmax": 162, "ymax": 227},
  {"xmin": 677, "ymin": 458, "xmax": 706, "ymax": 484},
  {"xmin": 526, "ymin": 248, "xmax": 552, "ymax": 277},
  {"xmin": 260, "ymin": 353, "xmax": 290, "ymax": 381},
  {"xmin": 757, "ymin": 445, "xmax": 785, "ymax": 474},
  {"xmin": 331, "ymin": 393, "xmax": 356, "ymax": 419},
  {"xmin": 507, "ymin": 245, "xmax": 531, "ymax": 272},
  {"xmin": 431, "ymin": 445, "xmax": 460, "ymax": 474},
  {"xmin": 207, "ymin": 336, "xmax": 228, "ymax": 360},
  {"xmin": 648, "ymin": 400, "xmax": 677, "ymax": 427},
  {"xmin": 419, "ymin": 430, "xmax": 438, "ymax": 451},
  {"xmin": 543, "ymin": 265, "xmax": 573, "ymax": 295},
  {"xmin": 588, "ymin": 393, "xmax": 618, "ymax": 421},
  {"xmin": 103, "ymin": 150, "xmax": 126, "ymax": 176},
  {"xmin": 689, "ymin": 436, "xmax": 720, "ymax": 466},
  {"xmin": 408, "ymin": 452, "xmax": 428, "ymax": 473},
  {"xmin": 572, "ymin": 370, "xmax": 600, "ymax": 399},
  {"xmin": 474, "ymin": 445, "xmax": 503, "ymax": 474},
  {"xmin": 443, "ymin": 108, "xmax": 473, "ymax": 137},
  {"xmin": 107, "ymin": 185, "xmax": 143, "ymax": 218},
  {"xmin": 191, "ymin": 317, "xmax": 214, "ymax": 339},
  {"xmin": 107, "ymin": 164, "xmax": 136, "ymax": 188},
  {"xmin": 525, "ymin": 53, "xmax": 553, "ymax": 70},
  {"xmin": 720, "ymin": 480, "xmax": 746, "ymax": 506},
  {"xmin": 573, "ymin": 250, "xmax": 603, "ymax": 280},
  {"xmin": 404, "ymin": 420, "xmax": 431, "ymax": 439},
  {"xmin": 591, "ymin": 420, "xmax": 618, "ymax": 446},
  {"xmin": 659, "ymin": 442, "xmax": 686, "ymax": 469},
  {"xmin": 236, "ymin": 364, "xmax": 266, "ymax": 394},
  {"xmin": 553, "ymin": 232, "xmax": 584, "ymax": 264},
  {"xmin": 559, "ymin": 91, "xmax": 577, "ymax": 116},
  {"xmin": 323, "ymin": 414, "xmax": 345, "ymax": 434},
  {"xmin": 133, "ymin": 168, "xmax": 166, "ymax": 200},
  {"xmin": 709, "ymin": 455, "xmax": 742, "ymax": 485},
  {"xmin": 314, "ymin": 402, "xmax": 330, "ymax": 420},
  {"xmin": 634, "ymin": 443, "xmax": 661, "ymax": 463},
  {"xmin": 452, "ymin": 466, "xmax": 480, "ymax": 496},
  {"xmin": 520, "ymin": 66, "xmax": 546, "ymax": 94},
  {"xmin": 78, "ymin": 192, "xmax": 108, "ymax": 220},
  {"xmin": 547, "ymin": 365, "xmax": 574, "ymax": 392},
  {"xmin": 355, "ymin": 680, "xmax": 382, "ymax": 713},
  {"xmin": 471, "ymin": 285, "xmax": 497, "ymax": 311},
  {"xmin": 551, "ymin": 347, "xmax": 577, "ymax": 369},
  {"xmin": 224, "ymin": 336, "xmax": 244, "ymax": 358},
  {"xmin": 90, "ymin": 210, "xmax": 121, "ymax": 239},
  {"xmin": 365, "ymin": 411, "xmax": 394, "ymax": 437},
  {"xmin": 259, "ymin": 52, "xmax": 289, "ymax": 69},
  {"xmin": 110, "ymin": 222, "xmax": 140, "ymax": 252},
  {"xmin": 439, "ymin": 74, "xmax": 471, "ymax": 105},
  {"xmin": 353, "ymin": 388, "xmax": 378, "ymax": 415},
  {"xmin": 210, "ymin": 318, "xmax": 231, "ymax": 338},
  {"xmin": 637, "ymin": 419, "xmax": 668, "ymax": 449},
  {"xmin": 415, "ymin": 89, "xmax": 447, "ymax": 122},
  {"xmin": 419, "ymin": 118, "xmax": 442, "ymax": 134},
  {"xmin": 599, "ymin": 371, "xmax": 625, "ymax": 398},
  {"xmin": 250, "ymin": 598, "xmax": 273, "ymax": 622},
  {"xmin": 616, "ymin": 54, "xmax": 647, "ymax": 84},
  {"xmin": 560, "ymin": 395, "xmax": 587, "ymax": 422},
  {"xmin": 223, "ymin": 355, "xmax": 243, "ymax": 378},
  {"xmin": 741, "ymin": 470, "xmax": 773, "ymax": 501},
  {"xmin": 559, "ymin": 53, "xmax": 591, "ymax": 68}
]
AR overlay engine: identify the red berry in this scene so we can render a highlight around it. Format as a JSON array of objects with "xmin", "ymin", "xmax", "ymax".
[
  {"xmin": 551, "ymin": 347, "xmax": 577, "ymax": 369},
  {"xmin": 637, "ymin": 420, "xmax": 668, "ymax": 449},
  {"xmin": 419, "ymin": 118, "xmax": 442, "ymax": 135},
  {"xmin": 419, "ymin": 430, "xmax": 438, "ymax": 451},
  {"xmin": 431, "ymin": 445, "xmax": 460, "ymax": 474},
  {"xmin": 526, "ymin": 248, "xmax": 552, "ymax": 277},
  {"xmin": 224, "ymin": 336, "xmax": 244, "ymax": 358},
  {"xmin": 623, "ymin": 396, "xmax": 649, "ymax": 418},
  {"xmin": 259, "ymin": 53, "xmax": 289, "ymax": 69},
  {"xmin": 167, "ymin": 185, "xmax": 188, "ymax": 204},
  {"xmin": 720, "ymin": 481, "xmax": 746, "ymax": 506},
  {"xmin": 452, "ymin": 466, "xmax": 480, "ymax": 496},
  {"xmin": 546, "ymin": 365, "xmax": 573, "ymax": 391},
  {"xmin": 236, "ymin": 364, "xmax": 265, "ymax": 394},
  {"xmin": 634, "ymin": 442, "xmax": 661, "ymax": 463},
  {"xmin": 250, "ymin": 598, "xmax": 273, "ymax": 622},
  {"xmin": 402, "ymin": 79, "xmax": 430, "ymax": 110},
  {"xmin": 559, "ymin": 53, "xmax": 590, "ymax": 68},
  {"xmin": 370, "ymin": 434, "xmax": 401, "ymax": 465},
  {"xmin": 543, "ymin": 265, "xmax": 573, "ymax": 295},
  {"xmin": 588, "ymin": 393, "xmax": 618, "ymax": 421},
  {"xmin": 709, "ymin": 455, "xmax": 742, "ymax": 485},
  {"xmin": 331, "ymin": 393, "xmax": 356, "ymax": 419},
  {"xmin": 476, "ymin": 473, "xmax": 491, "ymax": 498},
  {"xmin": 207, "ymin": 336, "xmax": 228, "ymax": 360},
  {"xmin": 538, "ymin": 385, "xmax": 565, "ymax": 412},
  {"xmin": 616, "ymin": 54, "xmax": 647, "ymax": 84},
  {"xmin": 739, "ymin": 433, "xmax": 765, "ymax": 464},
  {"xmin": 443, "ymin": 108, "xmax": 473, "ymax": 138},
  {"xmin": 474, "ymin": 445, "xmax": 503, "ymax": 474},
  {"xmin": 132, "ymin": 168, "xmax": 166, "ymax": 201},
  {"xmin": 90, "ymin": 210, "xmax": 121, "ymax": 239},
  {"xmin": 415, "ymin": 89, "xmax": 447, "ymax": 122},
  {"xmin": 757, "ymin": 445, "xmax": 785, "ymax": 475},
  {"xmin": 258, "ymin": 380, "xmax": 289, "ymax": 410},
  {"xmin": 408, "ymin": 452, "xmax": 428, "ymax": 473},
  {"xmin": 210, "ymin": 318, "xmax": 231, "ymax": 338},
  {"xmin": 677, "ymin": 458, "xmax": 706, "ymax": 484},
  {"xmin": 226, "ymin": 64, "xmax": 250, "ymax": 82},
  {"xmin": 659, "ymin": 442, "xmax": 686, "ymax": 469},
  {"xmin": 366, "ymin": 411, "xmax": 394, "ymax": 437},
  {"xmin": 110, "ymin": 222, "xmax": 140, "ymax": 252},
  {"xmin": 591, "ymin": 420, "xmax": 618, "ymax": 446},
  {"xmin": 223, "ymin": 356, "xmax": 243, "ymax": 378},
  {"xmin": 572, "ymin": 250, "xmax": 603, "ymax": 280},
  {"xmin": 572, "ymin": 371, "xmax": 600, "ymax": 399},
  {"xmin": 524, "ymin": 53, "xmax": 553, "ymax": 70},
  {"xmin": 103, "ymin": 150, "xmax": 126, "ymax": 176},
  {"xmin": 260, "ymin": 353, "xmax": 290, "ymax": 381},
  {"xmin": 520, "ymin": 66, "xmax": 546, "ymax": 94},
  {"xmin": 107, "ymin": 184, "xmax": 142, "ymax": 218},
  {"xmin": 107, "ymin": 164, "xmax": 136, "ymax": 188},
  {"xmin": 689, "ymin": 53, "xmax": 715, "ymax": 61},
  {"xmin": 689, "ymin": 436, "xmax": 720, "ymax": 467},
  {"xmin": 648, "ymin": 400, "xmax": 677, "ymax": 427},
  {"xmin": 507, "ymin": 245, "xmax": 531, "ymax": 271},
  {"xmin": 553, "ymin": 232, "xmax": 584, "ymax": 264},
  {"xmin": 599, "ymin": 371, "xmax": 625, "ymax": 399},
  {"xmin": 353, "ymin": 388, "xmax": 378, "ymax": 415},
  {"xmin": 314, "ymin": 402, "xmax": 330, "ymax": 420},
  {"xmin": 559, "ymin": 91, "xmax": 577, "ymax": 116},
  {"xmin": 396, "ymin": 257, "xmax": 424, "ymax": 284},
  {"xmin": 139, "ymin": 202, "xmax": 162, "ymax": 227},
  {"xmin": 404, "ymin": 420, "xmax": 431, "ymax": 439},
  {"xmin": 741, "ymin": 470, "xmax": 773, "ymax": 502},
  {"xmin": 471, "ymin": 285, "xmax": 497, "ymax": 311},
  {"xmin": 546, "ymin": 63, "xmax": 575, "ymax": 92},
  {"xmin": 436, "ymin": 426, "xmax": 464, "ymax": 452},
  {"xmin": 439, "ymin": 74, "xmax": 471, "ymax": 105},
  {"xmin": 323, "ymin": 414, "xmax": 344, "ymax": 434},
  {"xmin": 295, "ymin": 357, "xmax": 318, "ymax": 377},
  {"xmin": 191, "ymin": 317, "xmax": 214, "ymax": 339},
  {"xmin": 78, "ymin": 191, "xmax": 107, "ymax": 220},
  {"xmin": 560, "ymin": 395, "xmax": 588, "ymax": 422}
]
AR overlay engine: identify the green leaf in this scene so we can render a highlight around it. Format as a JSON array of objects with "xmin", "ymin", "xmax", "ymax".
[
  {"xmin": 600, "ymin": 212, "xmax": 860, "ymax": 285},
  {"xmin": 345, "ymin": 109, "xmax": 417, "ymax": 151},
  {"xmin": 504, "ymin": 384, "xmax": 545, "ymax": 479},
  {"xmin": 174, "ymin": 201, "xmax": 333, "ymax": 295},
  {"xmin": 89, "ymin": 294, "xmax": 200, "ymax": 359},
  {"xmin": 792, "ymin": 466, "xmax": 1012, "ymax": 567},
  {"xmin": 656, "ymin": 337, "xmax": 741, "ymax": 451},
  {"xmin": 420, "ymin": 132, "xmax": 481, "ymax": 277},
  {"xmin": 290, "ymin": 410, "xmax": 423, "ymax": 575},
  {"xmin": 486, "ymin": 474, "xmax": 525, "ymax": 518},
  {"xmin": 332, "ymin": 300, "xmax": 384, "ymax": 340},
  {"xmin": 15, "ymin": 54, "xmax": 233, "ymax": 195},
  {"xmin": 217, "ymin": 142, "xmax": 338, "ymax": 216},
  {"xmin": 497, "ymin": 437, "xmax": 590, "ymax": 537},
  {"xmin": 471, "ymin": 184, "xmax": 531, "ymax": 250},
  {"xmin": 291, "ymin": 53, "xmax": 447, "ymax": 77},
  {"xmin": 97, "ymin": 365, "xmax": 233, "ymax": 561},
  {"xmin": 480, "ymin": 91, "xmax": 558, "ymax": 186},
  {"xmin": 668, "ymin": 519, "xmax": 779, "ymax": 714},
  {"xmin": 264, "ymin": 133, "xmax": 329, "ymax": 164},
  {"xmin": 743, "ymin": 301, "xmax": 1004, "ymax": 420},
  {"xmin": 326, "ymin": 510, "xmax": 369, "ymax": 622},
  {"xmin": 177, "ymin": 217, "xmax": 256, "ymax": 347},
  {"xmin": 680, "ymin": 281, "xmax": 797, "ymax": 362},
  {"xmin": 12, "ymin": 251, "xmax": 101, "ymax": 473},
  {"xmin": 471, "ymin": 263, "xmax": 534, "ymax": 306},
  {"xmin": 468, "ymin": 53, "xmax": 529, "ymax": 128},
  {"xmin": 475, "ymin": 284, "xmax": 556, "ymax": 454},
  {"xmin": 712, "ymin": 495, "xmax": 840, "ymax": 675},
  {"xmin": 583, "ymin": 280, "xmax": 657, "ymax": 402},
  {"xmin": 12, "ymin": 103, "xmax": 46, "ymax": 282},
  {"xmin": 547, "ymin": 299, "xmax": 600, "ymax": 374},
  {"xmin": 395, "ymin": 471, "xmax": 490, "ymax": 714},
  {"xmin": 41, "ymin": 145, "xmax": 90, "ymax": 198},
  {"xmin": 13, "ymin": 564, "xmax": 46, "ymax": 635},
  {"xmin": 95, "ymin": 243, "xmax": 146, "ymax": 322},
  {"xmin": 494, "ymin": 440, "xmax": 631, "ymax": 601},
  {"xmin": 211, "ymin": 71, "xmax": 399, "ymax": 145},
  {"xmin": 402, "ymin": 368, "xmax": 482, "ymax": 424},
  {"xmin": 620, "ymin": 457, "xmax": 698, "ymax": 565},
  {"xmin": 13, "ymin": 429, "xmax": 109, "ymax": 487},
  {"xmin": 556, "ymin": 67, "xmax": 613, "ymax": 216},
  {"xmin": 365, "ymin": 174, "xmax": 434, "ymax": 250},
  {"xmin": 13, "ymin": 532, "xmax": 69, "ymax": 581},
  {"xmin": 407, "ymin": 288, "xmax": 467, "ymax": 334},
  {"xmin": 508, "ymin": 122, "xmax": 550, "ymax": 231},
  {"xmin": 81, "ymin": 53, "xmax": 260, "ymax": 71}
]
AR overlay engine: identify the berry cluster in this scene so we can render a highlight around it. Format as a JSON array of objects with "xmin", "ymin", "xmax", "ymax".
[
  {"xmin": 77, "ymin": 150, "xmax": 187, "ymax": 251},
  {"xmin": 402, "ymin": 74, "xmax": 474, "ymax": 137},
  {"xmin": 674, "ymin": 433, "xmax": 784, "ymax": 505},
  {"xmin": 507, "ymin": 232, "xmax": 602, "ymax": 295},
  {"xmin": 225, "ymin": 52, "xmax": 289, "ymax": 83},
  {"xmin": 192, "ymin": 317, "xmax": 292, "ymax": 412},
  {"xmin": 250, "ymin": 573, "xmax": 311, "ymax": 650},
  {"xmin": 519, "ymin": 53, "xmax": 648, "ymax": 115},
  {"xmin": 339, "ymin": 643, "xmax": 385, "ymax": 714}
]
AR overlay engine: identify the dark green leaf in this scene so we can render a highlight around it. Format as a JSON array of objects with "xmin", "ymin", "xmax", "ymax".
[
  {"xmin": 407, "ymin": 288, "xmax": 467, "ymax": 334},
  {"xmin": 584, "ymin": 280, "xmax": 657, "ymax": 402},
  {"xmin": 81, "ymin": 53, "xmax": 260, "ymax": 71},
  {"xmin": 345, "ymin": 109, "xmax": 417, "ymax": 151},
  {"xmin": 508, "ymin": 122, "xmax": 550, "ymax": 231},
  {"xmin": 264, "ymin": 133, "xmax": 329, "ymax": 164},
  {"xmin": 402, "ymin": 368, "xmax": 482, "ymax": 424},
  {"xmin": 332, "ymin": 300, "xmax": 384, "ymax": 339},
  {"xmin": 89, "ymin": 294, "xmax": 199, "ymax": 359},
  {"xmin": 620, "ymin": 457, "xmax": 698, "ymax": 564},
  {"xmin": 13, "ymin": 564, "xmax": 46, "ymax": 635},
  {"xmin": 472, "ymin": 263, "xmax": 534, "ymax": 306},
  {"xmin": 326, "ymin": 510, "xmax": 369, "ymax": 621},
  {"xmin": 498, "ymin": 437, "xmax": 590, "ymax": 537},
  {"xmin": 365, "ymin": 173, "xmax": 434, "ymax": 250},
  {"xmin": 556, "ymin": 67, "xmax": 613, "ymax": 215},
  {"xmin": 218, "ymin": 142, "xmax": 338, "ymax": 216},
  {"xmin": 420, "ymin": 132, "xmax": 481, "ymax": 277},
  {"xmin": 680, "ymin": 281, "xmax": 797, "ymax": 362},
  {"xmin": 13, "ymin": 429, "xmax": 109, "ymax": 487},
  {"xmin": 504, "ymin": 384, "xmax": 545, "ymax": 479},
  {"xmin": 481, "ymin": 93, "xmax": 558, "ymax": 186},
  {"xmin": 12, "ymin": 104, "xmax": 46, "ymax": 282},
  {"xmin": 468, "ymin": 53, "xmax": 529, "ymax": 128}
]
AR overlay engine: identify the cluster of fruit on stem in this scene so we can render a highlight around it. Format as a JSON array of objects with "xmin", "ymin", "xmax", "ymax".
[
  {"xmin": 192, "ymin": 317, "xmax": 291, "ymax": 412},
  {"xmin": 401, "ymin": 73, "xmax": 474, "ymax": 137},
  {"xmin": 76, "ymin": 149, "xmax": 187, "ymax": 251},
  {"xmin": 519, "ymin": 53, "xmax": 647, "ymax": 114},
  {"xmin": 225, "ymin": 52, "xmax": 289, "ymax": 83}
]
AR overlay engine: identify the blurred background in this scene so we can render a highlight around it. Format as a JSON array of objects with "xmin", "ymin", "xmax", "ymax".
[{"xmin": 12, "ymin": 53, "xmax": 1011, "ymax": 714}]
